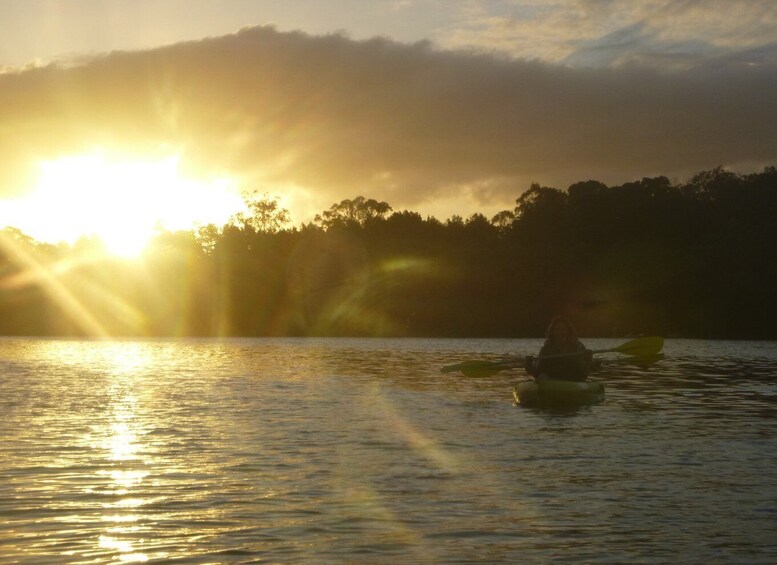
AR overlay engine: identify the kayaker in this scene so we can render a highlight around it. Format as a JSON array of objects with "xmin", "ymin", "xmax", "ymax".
[{"xmin": 525, "ymin": 316, "xmax": 594, "ymax": 382}]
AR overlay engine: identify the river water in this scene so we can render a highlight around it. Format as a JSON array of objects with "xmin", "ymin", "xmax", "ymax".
[{"xmin": 1, "ymin": 337, "xmax": 775, "ymax": 564}]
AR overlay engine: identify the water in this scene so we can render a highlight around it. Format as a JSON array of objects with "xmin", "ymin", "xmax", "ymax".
[{"xmin": 1, "ymin": 337, "xmax": 775, "ymax": 564}]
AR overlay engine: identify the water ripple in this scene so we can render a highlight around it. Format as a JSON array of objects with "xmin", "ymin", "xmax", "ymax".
[{"xmin": 0, "ymin": 337, "xmax": 776, "ymax": 563}]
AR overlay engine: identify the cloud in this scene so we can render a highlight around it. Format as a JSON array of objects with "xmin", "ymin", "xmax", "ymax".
[
  {"xmin": 0, "ymin": 25, "xmax": 776, "ymax": 220},
  {"xmin": 440, "ymin": 1, "xmax": 777, "ymax": 68},
  {"xmin": 561, "ymin": 2, "xmax": 777, "ymax": 69}
]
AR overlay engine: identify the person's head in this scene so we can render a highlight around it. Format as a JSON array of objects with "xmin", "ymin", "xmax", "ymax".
[{"xmin": 545, "ymin": 316, "xmax": 578, "ymax": 346}]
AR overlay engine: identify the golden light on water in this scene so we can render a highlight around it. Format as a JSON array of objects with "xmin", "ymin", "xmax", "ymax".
[
  {"xmin": 98, "ymin": 535, "xmax": 149, "ymax": 563},
  {"xmin": 105, "ymin": 422, "xmax": 139, "ymax": 462},
  {"xmin": 95, "ymin": 417, "xmax": 152, "ymax": 563},
  {"xmin": 0, "ymin": 151, "xmax": 244, "ymax": 257},
  {"xmin": 90, "ymin": 350, "xmax": 155, "ymax": 563}
]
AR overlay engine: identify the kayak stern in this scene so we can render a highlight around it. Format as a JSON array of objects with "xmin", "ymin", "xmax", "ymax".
[{"xmin": 513, "ymin": 379, "xmax": 605, "ymax": 407}]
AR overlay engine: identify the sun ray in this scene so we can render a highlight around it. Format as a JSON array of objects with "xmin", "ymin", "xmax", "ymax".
[{"xmin": 0, "ymin": 229, "xmax": 110, "ymax": 337}]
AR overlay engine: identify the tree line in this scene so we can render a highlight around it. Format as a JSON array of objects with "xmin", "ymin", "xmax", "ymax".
[{"xmin": 0, "ymin": 166, "xmax": 775, "ymax": 339}]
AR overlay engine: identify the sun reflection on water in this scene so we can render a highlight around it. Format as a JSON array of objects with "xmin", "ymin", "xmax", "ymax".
[
  {"xmin": 95, "ymin": 399, "xmax": 153, "ymax": 563},
  {"xmin": 89, "ymin": 347, "xmax": 156, "ymax": 563},
  {"xmin": 99, "ymin": 469, "xmax": 148, "ymax": 491},
  {"xmin": 98, "ymin": 534, "xmax": 149, "ymax": 563}
]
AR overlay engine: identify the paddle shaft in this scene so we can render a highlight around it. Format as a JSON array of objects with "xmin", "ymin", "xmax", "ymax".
[
  {"xmin": 441, "ymin": 337, "xmax": 664, "ymax": 376},
  {"xmin": 540, "ymin": 336, "xmax": 663, "ymax": 359}
]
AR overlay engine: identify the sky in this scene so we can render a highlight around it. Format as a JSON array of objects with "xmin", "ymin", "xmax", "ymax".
[{"xmin": 1, "ymin": 0, "xmax": 776, "ymax": 244}]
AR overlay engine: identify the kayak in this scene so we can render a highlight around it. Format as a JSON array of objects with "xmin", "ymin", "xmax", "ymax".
[{"xmin": 513, "ymin": 379, "xmax": 605, "ymax": 407}]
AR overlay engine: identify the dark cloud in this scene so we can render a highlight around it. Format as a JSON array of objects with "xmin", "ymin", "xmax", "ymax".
[{"xmin": 1, "ymin": 25, "xmax": 776, "ymax": 213}]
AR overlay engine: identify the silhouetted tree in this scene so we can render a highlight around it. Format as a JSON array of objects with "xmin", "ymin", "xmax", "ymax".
[
  {"xmin": 314, "ymin": 196, "xmax": 392, "ymax": 228},
  {"xmin": 230, "ymin": 191, "xmax": 291, "ymax": 233},
  {"xmin": 0, "ymin": 166, "xmax": 775, "ymax": 338}
]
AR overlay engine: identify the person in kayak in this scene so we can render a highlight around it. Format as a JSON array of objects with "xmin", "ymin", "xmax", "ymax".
[{"xmin": 525, "ymin": 316, "xmax": 595, "ymax": 382}]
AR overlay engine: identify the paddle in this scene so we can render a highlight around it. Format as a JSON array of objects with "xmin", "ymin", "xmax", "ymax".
[
  {"xmin": 440, "ymin": 337, "xmax": 664, "ymax": 377},
  {"xmin": 540, "ymin": 336, "xmax": 664, "ymax": 359},
  {"xmin": 444, "ymin": 352, "xmax": 665, "ymax": 378}
]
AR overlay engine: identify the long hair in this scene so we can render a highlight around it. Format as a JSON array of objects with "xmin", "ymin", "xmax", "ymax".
[{"xmin": 544, "ymin": 315, "xmax": 579, "ymax": 346}]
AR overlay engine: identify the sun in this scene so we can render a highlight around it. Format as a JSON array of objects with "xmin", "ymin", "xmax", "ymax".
[{"xmin": 2, "ymin": 151, "xmax": 245, "ymax": 257}]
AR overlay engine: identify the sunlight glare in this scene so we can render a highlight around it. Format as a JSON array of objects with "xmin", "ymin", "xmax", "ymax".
[{"xmin": 0, "ymin": 152, "xmax": 244, "ymax": 257}]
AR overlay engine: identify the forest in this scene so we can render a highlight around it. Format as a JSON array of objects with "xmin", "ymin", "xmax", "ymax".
[{"xmin": 0, "ymin": 166, "xmax": 775, "ymax": 339}]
